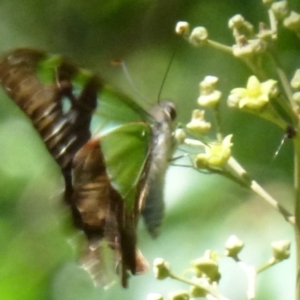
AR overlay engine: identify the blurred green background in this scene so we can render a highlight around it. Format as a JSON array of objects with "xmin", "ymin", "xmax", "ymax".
[{"xmin": 0, "ymin": 0, "xmax": 299, "ymax": 299}]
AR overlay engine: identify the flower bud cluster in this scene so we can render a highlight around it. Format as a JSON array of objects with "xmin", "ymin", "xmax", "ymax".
[
  {"xmin": 232, "ymin": 36, "xmax": 267, "ymax": 58},
  {"xmin": 175, "ymin": 21, "xmax": 208, "ymax": 46}
]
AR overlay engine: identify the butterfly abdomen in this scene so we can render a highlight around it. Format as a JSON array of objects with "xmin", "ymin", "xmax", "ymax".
[{"xmin": 142, "ymin": 101, "xmax": 176, "ymax": 237}]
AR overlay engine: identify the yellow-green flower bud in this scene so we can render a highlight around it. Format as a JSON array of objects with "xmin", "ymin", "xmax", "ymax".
[
  {"xmin": 202, "ymin": 75, "xmax": 218, "ymax": 88},
  {"xmin": 189, "ymin": 27, "xmax": 208, "ymax": 46},
  {"xmin": 271, "ymin": 1, "xmax": 289, "ymax": 20},
  {"xmin": 153, "ymin": 258, "xmax": 171, "ymax": 280},
  {"xmin": 189, "ymin": 279, "xmax": 208, "ymax": 298},
  {"xmin": 228, "ymin": 14, "xmax": 254, "ymax": 39},
  {"xmin": 198, "ymin": 91, "xmax": 222, "ymax": 107},
  {"xmin": 228, "ymin": 14, "xmax": 245, "ymax": 29},
  {"xmin": 174, "ymin": 128, "xmax": 187, "ymax": 144},
  {"xmin": 198, "ymin": 76, "xmax": 222, "ymax": 107},
  {"xmin": 186, "ymin": 110, "xmax": 211, "ymax": 135},
  {"xmin": 262, "ymin": 0, "xmax": 275, "ymax": 5},
  {"xmin": 293, "ymin": 92, "xmax": 300, "ymax": 104},
  {"xmin": 190, "ymin": 286, "xmax": 206, "ymax": 298},
  {"xmin": 291, "ymin": 69, "xmax": 300, "ymax": 90},
  {"xmin": 147, "ymin": 293, "xmax": 164, "ymax": 300},
  {"xmin": 284, "ymin": 11, "xmax": 300, "ymax": 35},
  {"xmin": 168, "ymin": 290, "xmax": 189, "ymax": 300},
  {"xmin": 271, "ymin": 240, "xmax": 291, "ymax": 261},
  {"xmin": 175, "ymin": 21, "xmax": 190, "ymax": 36},
  {"xmin": 225, "ymin": 235, "xmax": 244, "ymax": 259},
  {"xmin": 199, "ymin": 75, "xmax": 219, "ymax": 93},
  {"xmin": 192, "ymin": 257, "xmax": 220, "ymax": 282}
]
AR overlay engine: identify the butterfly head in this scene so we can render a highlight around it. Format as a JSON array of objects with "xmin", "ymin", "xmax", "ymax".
[{"xmin": 149, "ymin": 101, "xmax": 176, "ymax": 124}]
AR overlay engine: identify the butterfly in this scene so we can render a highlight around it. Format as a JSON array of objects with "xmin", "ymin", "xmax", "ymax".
[{"xmin": 0, "ymin": 48, "xmax": 176, "ymax": 287}]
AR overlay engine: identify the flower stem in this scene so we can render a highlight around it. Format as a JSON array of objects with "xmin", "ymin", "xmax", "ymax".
[
  {"xmin": 206, "ymin": 40, "xmax": 233, "ymax": 54},
  {"xmin": 256, "ymin": 257, "xmax": 277, "ymax": 274},
  {"xmin": 169, "ymin": 272, "xmax": 231, "ymax": 300},
  {"xmin": 226, "ymin": 157, "xmax": 295, "ymax": 225},
  {"xmin": 293, "ymin": 136, "xmax": 300, "ymax": 300}
]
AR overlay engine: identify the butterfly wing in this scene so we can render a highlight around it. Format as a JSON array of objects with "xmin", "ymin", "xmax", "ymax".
[
  {"xmin": 0, "ymin": 48, "xmax": 175, "ymax": 288},
  {"xmin": 0, "ymin": 48, "xmax": 98, "ymax": 169},
  {"xmin": 72, "ymin": 122, "xmax": 152, "ymax": 287},
  {"xmin": 0, "ymin": 48, "xmax": 99, "ymax": 231}
]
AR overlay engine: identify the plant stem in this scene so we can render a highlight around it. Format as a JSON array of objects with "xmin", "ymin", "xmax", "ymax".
[
  {"xmin": 234, "ymin": 260, "xmax": 257, "ymax": 300},
  {"xmin": 169, "ymin": 272, "xmax": 231, "ymax": 300},
  {"xmin": 293, "ymin": 136, "xmax": 300, "ymax": 300},
  {"xmin": 226, "ymin": 157, "xmax": 295, "ymax": 224},
  {"xmin": 206, "ymin": 40, "xmax": 233, "ymax": 54},
  {"xmin": 256, "ymin": 257, "xmax": 277, "ymax": 274}
]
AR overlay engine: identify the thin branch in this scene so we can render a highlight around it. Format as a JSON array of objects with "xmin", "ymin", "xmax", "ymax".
[{"xmin": 226, "ymin": 157, "xmax": 294, "ymax": 225}]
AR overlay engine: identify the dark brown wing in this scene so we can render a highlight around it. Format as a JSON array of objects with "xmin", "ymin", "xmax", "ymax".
[
  {"xmin": 0, "ymin": 48, "xmax": 100, "ymax": 228},
  {"xmin": 72, "ymin": 138, "xmax": 148, "ymax": 287}
]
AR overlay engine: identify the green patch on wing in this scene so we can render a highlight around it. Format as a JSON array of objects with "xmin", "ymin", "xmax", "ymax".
[
  {"xmin": 100, "ymin": 122, "xmax": 152, "ymax": 211},
  {"xmin": 36, "ymin": 54, "xmax": 63, "ymax": 85},
  {"xmin": 71, "ymin": 68, "xmax": 94, "ymax": 98},
  {"xmin": 91, "ymin": 86, "xmax": 152, "ymax": 135}
]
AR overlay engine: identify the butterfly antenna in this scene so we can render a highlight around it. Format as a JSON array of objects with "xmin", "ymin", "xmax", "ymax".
[
  {"xmin": 157, "ymin": 47, "xmax": 177, "ymax": 103},
  {"xmin": 273, "ymin": 137, "xmax": 285, "ymax": 159},
  {"xmin": 111, "ymin": 59, "xmax": 147, "ymax": 102},
  {"xmin": 273, "ymin": 125, "xmax": 296, "ymax": 159}
]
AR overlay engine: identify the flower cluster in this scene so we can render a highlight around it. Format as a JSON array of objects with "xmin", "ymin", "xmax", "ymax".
[
  {"xmin": 152, "ymin": 1, "xmax": 300, "ymax": 299},
  {"xmin": 149, "ymin": 236, "xmax": 291, "ymax": 299}
]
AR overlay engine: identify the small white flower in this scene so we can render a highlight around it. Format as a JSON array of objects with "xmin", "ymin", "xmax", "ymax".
[
  {"xmin": 175, "ymin": 21, "xmax": 190, "ymax": 36},
  {"xmin": 189, "ymin": 27, "xmax": 208, "ymax": 46}
]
